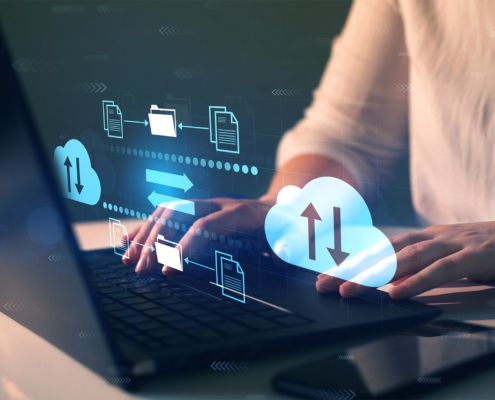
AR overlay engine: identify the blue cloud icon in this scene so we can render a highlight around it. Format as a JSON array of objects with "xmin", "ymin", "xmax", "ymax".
[
  {"xmin": 265, "ymin": 177, "xmax": 397, "ymax": 287},
  {"xmin": 53, "ymin": 139, "xmax": 101, "ymax": 205}
]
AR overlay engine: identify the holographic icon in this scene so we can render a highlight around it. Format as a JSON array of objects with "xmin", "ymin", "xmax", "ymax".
[
  {"xmin": 103, "ymin": 100, "xmax": 123, "ymax": 139},
  {"xmin": 109, "ymin": 218, "xmax": 129, "ymax": 258},
  {"xmin": 155, "ymin": 235, "xmax": 183, "ymax": 271},
  {"xmin": 148, "ymin": 105, "xmax": 176, "ymax": 137},
  {"xmin": 215, "ymin": 251, "xmax": 245, "ymax": 303}
]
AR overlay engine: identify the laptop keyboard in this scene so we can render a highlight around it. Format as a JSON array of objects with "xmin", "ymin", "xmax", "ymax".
[{"xmin": 88, "ymin": 258, "xmax": 313, "ymax": 351}]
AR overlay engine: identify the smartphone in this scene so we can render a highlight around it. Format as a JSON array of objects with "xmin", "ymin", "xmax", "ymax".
[{"xmin": 273, "ymin": 321, "xmax": 494, "ymax": 399}]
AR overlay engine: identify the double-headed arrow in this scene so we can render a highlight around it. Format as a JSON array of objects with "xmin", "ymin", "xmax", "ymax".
[
  {"xmin": 300, "ymin": 204, "xmax": 349, "ymax": 265},
  {"xmin": 63, "ymin": 156, "xmax": 84, "ymax": 194}
]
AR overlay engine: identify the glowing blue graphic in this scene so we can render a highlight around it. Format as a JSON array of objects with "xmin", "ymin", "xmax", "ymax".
[
  {"xmin": 148, "ymin": 105, "xmax": 176, "ymax": 137},
  {"xmin": 109, "ymin": 218, "xmax": 129, "ymax": 259},
  {"xmin": 103, "ymin": 100, "xmax": 123, "ymax": 138},
  {"xmin": 177, "ymin": 105, "xmax": 240, "ymax": 154},
  {"xmin": 53, "ymin": 139, "xmax": 101, "ymax": 205},
  {"xmin": 146, "ymin": 169, "xmax": 193, "ymax": 192},
  {"xmin": 146, "ymin": 168, "xmax": 195, "ymax": 215},
  {"xmin": 265, "ymin": 177, "xmax": 397, "ymax": 288},
  {"xmin": 214, "ymin": 251, "xmax": 245, "ymax": 303}
]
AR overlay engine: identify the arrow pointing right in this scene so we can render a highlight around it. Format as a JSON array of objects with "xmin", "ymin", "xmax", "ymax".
[
  {"xmin": 63, "ymin": 157, "xmax": 72, "ymax": 192},
  {"xmin": 327, "ymin": 207, "xmax": 349, "ymax": 265},
  {"xmin": 146, "ymin": 169, "xmax": 193, "ymax": 192}
]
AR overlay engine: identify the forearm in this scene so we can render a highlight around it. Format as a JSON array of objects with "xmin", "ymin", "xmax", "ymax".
[{"xmin": 262, "ymin": 154, "xmax": 356, "ymax": 202}]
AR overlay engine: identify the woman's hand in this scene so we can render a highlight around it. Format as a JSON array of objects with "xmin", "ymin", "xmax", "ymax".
[
  {"xmin": 122, "ymin": 197, "xmax": 274, "ymax": 275},
  {"xmin": 317, "ymin": 222, "xmax": 495, "ymax": 299}
]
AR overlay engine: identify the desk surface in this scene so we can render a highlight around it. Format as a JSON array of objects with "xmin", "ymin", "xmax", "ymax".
[{"xmin": 2, "ymin": 222, "xmax": 495, "ymax": 400}]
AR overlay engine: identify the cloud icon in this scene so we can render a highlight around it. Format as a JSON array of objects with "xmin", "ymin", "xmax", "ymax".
[
  {"xmin": 53, "ymin": 139, "xmax": 101, "ymax": 205},
  {"xmin": 264, "ymin": 177, "xmax": 397, "ymax": 287}
]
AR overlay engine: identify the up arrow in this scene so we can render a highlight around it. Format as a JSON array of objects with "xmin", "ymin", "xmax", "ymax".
[
  {"xmin": 301, "ymin": 203, "xmax": 322, "ymax": 261},
  {"xmin": 327, "ymin": 207, "xmax": 349, "ymax": 265},
  {"xmin": 63, "ymin": 157, "xmax": 72, "ymax": 193}
]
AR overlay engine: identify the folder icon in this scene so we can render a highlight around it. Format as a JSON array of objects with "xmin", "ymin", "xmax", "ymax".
[
  {"xmin": 155, "ymin": 235, "xmax": 183, "ymax": 271},
  {"xmin": 148, "ymin": 105, "xmax": 176, "ymax": 137}
]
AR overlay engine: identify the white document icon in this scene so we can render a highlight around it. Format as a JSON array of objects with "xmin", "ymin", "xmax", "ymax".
[
  {"xmin": 109, "ymin": 218, "xmax": 129, "ymax": 258},
  {"xmin": 148, "ymin": 105, "xmax": 176, "ymax": 137},
  {"xmin": 220, "ymin": 257, "xmax": 245, "ymax": 303},
  {"xmin": 155, "ymin": 235, "xmax": 183, "ymax": 271},
  {"xmin": 214, "ymin": 111, "xmax": 239, "ymax": 154},
  {"xmin": 103, "ymin": 101, "xmax": 123, "ymax": 139}
]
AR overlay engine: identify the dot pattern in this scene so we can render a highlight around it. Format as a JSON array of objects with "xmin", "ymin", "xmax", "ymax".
[
  {"xmin": 102, "ymin": 201, "xmax": 252, "ymax": 249},
  {"xmin": 104, "ymin": 145, "xmax": 260, "ymax": 175}
]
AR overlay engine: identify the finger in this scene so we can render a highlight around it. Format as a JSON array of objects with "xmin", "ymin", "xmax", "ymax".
[
  {"xmin": 389, "ymin": 231, "xmax": 433, "ymax": 253},
  {"xmin": 316, "ymin": 274, "xmax": 346, "ymax": 293},
  {"xmin": 393, "ymin": 239, "xmax": 459, "ymax": 281},
  {"xmin": 123, "ymin": 206, "xmax": 166, "ymax": 265},
  {"xmin": 389, "ymin": 251, "xmax": 467, "ymax": 299}
]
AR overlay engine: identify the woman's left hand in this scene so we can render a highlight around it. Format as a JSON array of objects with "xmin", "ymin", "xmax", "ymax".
[{"xmin": 316, "ymin": 222, "xmax": 495, "ymax": 299}]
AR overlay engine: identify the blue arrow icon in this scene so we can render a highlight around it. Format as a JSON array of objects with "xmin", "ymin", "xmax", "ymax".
[
  {"xmin": 124, "ymin": 119, "xmax": 149, "ymax": 127},
  {"xmin": 185, "ymin": 257, "xmax": 215, "ymax": 271},
  {"xmin": 178, "ymin": 122, "xmax": 209, "ymax": 130},
  {"xmin": 146, "ymin": 169, "xmax": 193, "ymax": 192},
  {"xmin": 130, "ymin": 241, "xmax": 155, "ymax": 252},
  {"xmin": 147, "ymin": 191, "xmax": 195, "ymax": 215}
]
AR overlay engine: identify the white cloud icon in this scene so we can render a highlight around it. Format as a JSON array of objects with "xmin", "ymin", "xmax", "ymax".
[
  {"xmin": 53, "ymin": 139, "xmax": 101, "ymax": 206},
  {"xmin": 264, "ymin": 177, "xmax": 397, "ymax": 287}
]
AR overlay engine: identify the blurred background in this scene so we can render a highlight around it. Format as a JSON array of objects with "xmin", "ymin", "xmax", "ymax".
[{"xmin": 0, "ymin": 0, "xmax": 415, "ymax": 231}]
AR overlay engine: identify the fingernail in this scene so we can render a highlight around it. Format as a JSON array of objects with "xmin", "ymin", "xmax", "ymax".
[{"xmin": 136, "ymin": 256, "xmax": 148, "ymax": 272}]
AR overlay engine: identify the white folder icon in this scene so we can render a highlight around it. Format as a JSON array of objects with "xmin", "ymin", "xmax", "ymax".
[
  {"xmin": 155, "ymin": 235, "xmax": 183, "ymax": 271},
  {"xmin": 148, "ymin": 105, "xmax": 176, "ymax": 137}
]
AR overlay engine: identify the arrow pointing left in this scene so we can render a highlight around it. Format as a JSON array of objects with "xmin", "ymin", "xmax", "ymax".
[{"xmin": 184, "ymin": 257, "xmax": 215, "ymax": 271}]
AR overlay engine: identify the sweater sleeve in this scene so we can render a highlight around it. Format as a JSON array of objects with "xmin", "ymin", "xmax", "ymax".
[{"xmin": 276, "ymin": 0, "xmax": 410, "ymax": 195}]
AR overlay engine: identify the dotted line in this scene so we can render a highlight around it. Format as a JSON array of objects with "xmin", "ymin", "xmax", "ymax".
[
  {"xmin": 102, "ymin": 202, "xmax": 253, "ymax": 251},
  {"xmin": 105, "ymin": 145, "xmax": 259, "ymax": 176}
]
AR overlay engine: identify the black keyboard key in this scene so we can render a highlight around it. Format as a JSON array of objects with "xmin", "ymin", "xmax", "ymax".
[
  {"xmin": 143, "ymin": 292, "xmax": 171, "ymax": 300},
  {"xmin": 169, "ymin": 320, "xmax": 201, "ymax": 331},
  {"xmin": 167, "ymin": 302, "xmax": 195, "ymax": 312},
  {"xmin": 211, "ymin": 321, "xmax": 253, "ymax": 336},
  {"xmin": 109, "ymin": 309, "xmax": 139, "ymax": 318},
  {"xmin": 108, "ymin": 277, "xmax": 132, "ymax": 284},
  {"xmin": 122, "ymin": 315, "xmax": 151, "ymax": 324},
  {"xmin": 92, "ymin": 267, "xmax": 114, "ymax": 275},
  {"xmin": 143, "ymin": 308, "xmax": 173, "ymax": 317},
  {"xmin": 195, "ymin": 314, "xmax": 226, "ymax": 325},
  {"xmin": 275, "ymin": 315, "xmax": 309, "ymax": 326},
  {"xmin": 231, "ymin": 314, "xmax": 279, "ymax": 331},
  {"xmin": 120, "ymin": 297, "xmax": 147, "ymax": 305},
  {"xmin": 180, "ymin": 308, "xmax": 209, "ymax": 318},
  {"xmin": 121, "ymin": 327, "xmax": 139, "ymax": 337},
  {"xmin": 242, "ymin": 303, "xmax": 272, "ymax": 312},
  {"xmin": 186, "ymin": 327, "xmax": 223, "ymax": 341},
  {"xmin": 90, "ymin": 276, "xmax": 102, "ymax": 282},
  {"xmin": 154, "ymin": 297, "xmax": 182, "ymax": 306},
  {"xmin": 103, "ymin": 304, "xmax": 126, "ymax": 312},
  {"xmin": 155, "ymin": 281, "xmax": 174, "ymax": 288},
  {"xmin": 216, "ymin": 308, "xmax": 246, "ymax": 317},
  {"xmin": 99, "ymin": 286, "xmax": 125, "ymax": 295},
  {"xmin": 120, "ymin": 282, "xmax": 148, "ymax": 289},
  {"xmin": 161, "ymin": 335, "xmax": 193, "ymax": 346},
  {"xmin": 203, "ymin": 302, "xmax": 231, "ymax": 310},
  {"xmin": 175, "ymin": 291, "xmax": 202, "ymax": 299},
  {"xmin": 162, "ymin": 285, "xmax": 185, "ymax": 293},
  {"xmin": 257, "ymin": 309, "xmax": 290, "ymax": 319},
  {"xmin": 157, "ymin": 314, "xmax": 186, "ymax": 324},
  {"xmin": 100, "ymin": 298, "xmax": 115, "ymax": 305},
  {"xmin": 135, "ymin": 321, "xmax": 165, "ymax": 331},
  {"xmin": 110, "ymin": 322, "xmax": 126, "ymax": 330},
  {"xmin": 94, "ymin": 282, "xmax": 113, "ymax": 288},
  {"xmin": 189, "ymin": 296, "xmax": 220, "ymax": 305},
  {"xmin": 148, "ymin": 328, "xmax": 177, "ymax": 338},
  {"xmin": 131, "ymin": 302, "xmax": 160, "ymax": 311},
  {"xmin": 108, "ymin": 291, "xmax": 134, "ymax": 299},
  {"xmin": 99, "ymin": 272, "xmax": 125, "ymax": 279},
  {"xmin": 131, "ymin": 287, "xmax": 158, "ymax": 295}
]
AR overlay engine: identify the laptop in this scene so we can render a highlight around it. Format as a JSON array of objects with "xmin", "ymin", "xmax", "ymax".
[{"xmin": 0, "ymin": 24, "xmax": 441, "ymax": 391}]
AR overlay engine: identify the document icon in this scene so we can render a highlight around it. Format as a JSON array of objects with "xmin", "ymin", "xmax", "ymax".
[
  {"xmin": 155, "ymin": 235, "xmax": 183, "ymax": 271},
  {"xmin": 148, "ymin": 105, "xmax": 176, "ymax": 137},
  {"xmin": 214, "ymin": 250, "xmax": 245, "ymax": 303},
  {"xmin": 109, "ymin": 218, "xmax": 129, "ymax": 258},
  {"xmin": 214, "ymin": 111, "xmax": 239, "ymax": 154},
  {"xmin": 103, "ymin": 101, "xmax": 123, "ymax": 139}
]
